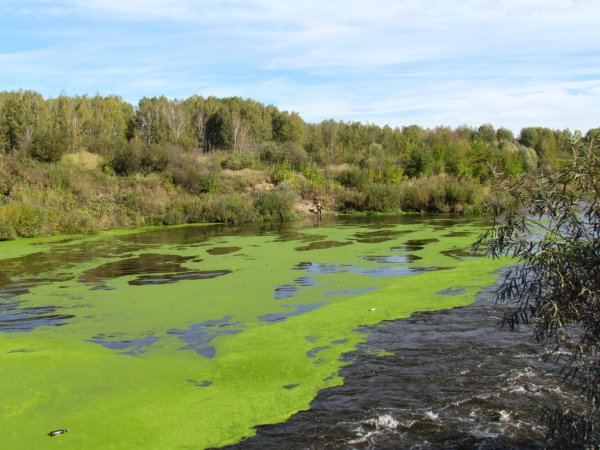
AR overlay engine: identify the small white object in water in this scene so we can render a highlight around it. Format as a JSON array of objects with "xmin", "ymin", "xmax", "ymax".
[
  {"xmin": 372, "ymin": 414, "xmax": 399, "ymax": 430},
  {"xmin": 424, "ymin": 411, "xmax": 439, "ymax": 421},
  {"xmin": 48, "ymin": 429, "xmax": 68, "ymax": 437}
]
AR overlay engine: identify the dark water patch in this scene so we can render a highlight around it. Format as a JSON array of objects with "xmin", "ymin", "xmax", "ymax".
[
  {"xmin": 188, "ymin": 379, "xmax": 213, "ymax": 387},
  {"xmin": 128, "ymin": 270, "xmax": 231, "ymax": 286},
  {"xmin": 283, "ymin": 384, "xmax": 300, "ymax": 390},
  {"xmin": 7, "ymin": 348, "xmax": 36, "ymax": 353},
  {"xmin": 294, "ymin": 261, "xmax": 449, "ymax": 278},
  {"xmin": 87, "ymin": 334, "xmax": 160, "ymax": 356},
  {"xmin": 361, "ymin": 254, "xmax": 422, "ymax": 263},
  {"xmin": 295, "ymin": 241, "xmax": 351, "ymax": 251},
  {"xmin": 305, "ymin": 336, "xmax": 319, "ymax": 343},
  {"xmin": 168, "ymin": 316, "xmax": 241, "ymax": 358},
  {"xmin": 259, "ymin": 303, "xmax": 326, "ymax": 323},
  {"xmin": 0, "ymin": 283, "xmax": 32, "ymax": 300},
  {"xmin": 0, "ymin": 239, "xmax": 149, "ymax": 299},
  {"xmin": 274, "ymin": 285, "xmax": 298, "ymax": 300},
  {"xmin": 118, "ymin": 224, "xmax": 228, "ymax": 246},
  {"xmin": 294, "ymin": 262, "xmax": 353, "ymax": 274},
  {"xmin": 79, "ymin": 253, "xmax": 230, "ymax": 288},
  {"xmin": 293, "ymin": 276, "xmax": 316, "ymax": 287},
  {"xmin": 437, "ymin": 286, "xmax": 467, "ymax": 296},
  {"xmin": 307, "ymin": 345, "xmax": 330, "ymax": 358},
  {"xmin": 391, "ymin": 238, "xmax": 439, "ymax": 252},
  {"xmin": 274, "ymin": 231, "xmax": 328, "ymax": 244},
  {"xmin": 441, "ymin": 248, "xmax": 486, "ymax": 260},
  {"xmin": 325, "ymin": 287, "xmax": 379, "ymax": 297},
  {"xmin": 353, "ymin": 229, "xmax": 415, "ymax": 244},
  {"xmin": 0, "ymin": 300, "xmax": 74, "ymax": 332},
  {"xmin": 332, "ymin": 339, "xmax": 348, "ymax": 345},
  {"xmin": 442, "ymin": 231, "xmax": 474, "ymax": 237},
  {"xmin": 353, "ymin": 266, "xmax": 451, "ymax": 278},
  {"xmin": 227, "ymin": 287, "xmax": 584, "ymax": 450},
  {"xmin": 207, "ymin": 246, "xmax": 241, "ymax": 255},
  {"xmin": 425, "ymin": 218, "xmax": 464, "ymax": 229}
]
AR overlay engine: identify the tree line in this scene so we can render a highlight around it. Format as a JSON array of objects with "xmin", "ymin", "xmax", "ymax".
[
  {"xmin": 0, "ymin": 90, "xmax": 597, "ymax": 240},
  {"xmin": 1, "ymin": 90, "xmax": 590, "ymax": 177}
]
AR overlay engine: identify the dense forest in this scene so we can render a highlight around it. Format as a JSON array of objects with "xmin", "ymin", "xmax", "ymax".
[{"xmin": 0, "ymin": 90, "xmax": 596, "ymax": 240}]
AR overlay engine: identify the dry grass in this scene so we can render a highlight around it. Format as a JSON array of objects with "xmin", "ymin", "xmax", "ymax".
[{"xmin": 61, "ymin": 151, "xmax": 104, "ymax": 170}]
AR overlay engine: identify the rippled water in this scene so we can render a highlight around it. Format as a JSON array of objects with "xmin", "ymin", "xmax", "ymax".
[{"xmin": 226, "ymin": 286, "xmax": 585, "ymax": 449}]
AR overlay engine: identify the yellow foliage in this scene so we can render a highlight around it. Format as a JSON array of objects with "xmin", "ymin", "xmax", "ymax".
[{"xmin": 61, "ymin": 151, "xmax": 103, "ymax": 170}]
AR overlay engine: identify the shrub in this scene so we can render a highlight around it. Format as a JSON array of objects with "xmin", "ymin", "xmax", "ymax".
[
  {"xmin": 168, "ymin": 155, "xmax": 219, "ymax": 194},
  {"xmin": 112, "ymin": 141, "xmax": 142, "ymax": 176},
  {"xmin": 0, "ymin": 201, "xmax": 48, "ymax": 237},
  {"xmin": 365, "ymin": 183, "xmax": 403, "ymax": 212},
  {"xmin": 335, "ymin": 166, "xmax": 370, "ymax": 190},
  {"xmin": 269, "ymin": 162, "xmax": 294, "ymax": 185},
  {"xmin": 140, "ymin": 144, "xmax": 170, "ymax": 174},
  {"xmin": 253, "ymin": 181, "xmax": 298, "ymax": 221}
]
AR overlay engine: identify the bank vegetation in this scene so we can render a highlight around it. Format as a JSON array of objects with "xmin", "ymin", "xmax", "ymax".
[{"xmin": 0, "ymin": 90, "xmax": 595, "ymax": 240}]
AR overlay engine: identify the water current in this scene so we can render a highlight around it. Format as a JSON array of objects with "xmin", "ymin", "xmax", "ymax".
[{"xmin": 226, "ymin": 285, "xmax": 587, "ymax": 449}]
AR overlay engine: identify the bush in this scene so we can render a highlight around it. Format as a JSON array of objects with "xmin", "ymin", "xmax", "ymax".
[
  {"xmin": 365, "ymin": 183, "xmax": 403, "ymax": 212},
  {"xmin": 140, "ymin": 144, "xmax": 170, "ymax": 174},
  {"xmin": 200, "ymin": 193, "xmax": 256, "ymax": 224},
  {"xmin": 168, "ymin": 155, "xmax": 219, "ymax": 194},
  {"xmin": 0, "ymin": 201, "xmax": 48, "ymax": 237},
  {"xmin": 253, "ymin": 181, "xmax": 298, "ymax": 221},
  {"xmin": 335, "ymin": 166, "xmax": 370, "ymax": 190},
  {"xmin": 29, "ymin": 128, "xmax": 67, "ymax": 163},
  {"xmin": 112, "ymin": 141, "xmax": 142, "ymax": 176}
]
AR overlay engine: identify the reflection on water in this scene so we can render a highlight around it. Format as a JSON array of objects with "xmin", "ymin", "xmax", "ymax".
[
  {"xmin": 324, "ymin": 287, "xmax": 379, "ymax": 297},
  {"xmin": 441, "ymin": 247, "xmax": 486, "ymax": 260},
  {"xmin": 0, "ymin": 300, "xmax": 74, "ymax": 332},
  {"xmin": 295, "ymin": 241, "xmax": 351, "ymax": 251},
  {"xmin": 79, "ymin": 253, "xmax": 231, "ymax": 288},
  {"xmin": 168, "ymin": 316, "xmax": 242, "ymax": 358},
  {"xmin": 391, "ymin": 238, "xmax": 441, "ymax": 252},
  {"xmin": 353, "ymin": 229, "xmax": 415, "ymax": 244},
  {"xmin": 361, "ymin": 254, "xmax": 422, "ymax": 263},
  {"xmin": 294, "ymin": 261, "xmax": 451, "ymax": 278},
  {"xmin": 207, "ymin": 246, "xmax": 241, "ymax": 255},
  {"xmin": 259, "ymin": 303, "xmax": 327, "ymax": 323},
  {"xmin": 87, "ymin": 334, "xmax": 160, "ymax": 356}
]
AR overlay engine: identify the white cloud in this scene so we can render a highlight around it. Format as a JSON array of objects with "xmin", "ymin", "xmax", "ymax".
[{"xmin": 1, "ymin": 0, "xmax": 599, "ymax": 131}]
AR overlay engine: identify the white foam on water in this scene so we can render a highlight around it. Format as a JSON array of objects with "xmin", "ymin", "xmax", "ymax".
[
  {"xmin": 370, "ymin": 414, "xmax": 399, "ymax": 430},
  {"xmin": 424, "ymin": 411, "xmax": 439, "ymax": 421},
  {"xmin": 499, "ymin": 410, "xmax": 512, "ymax": 423}
]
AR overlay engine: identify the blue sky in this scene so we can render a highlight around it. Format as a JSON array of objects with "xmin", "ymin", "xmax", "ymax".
[{"xmin": 1, "ymin": 0, "xmax": 599, "ymax": 133}]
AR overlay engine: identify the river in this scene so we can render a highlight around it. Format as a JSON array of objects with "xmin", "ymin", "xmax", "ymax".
[{"xmin": 0, "ymin": 215, "xmax": 584, "ymax": 449}]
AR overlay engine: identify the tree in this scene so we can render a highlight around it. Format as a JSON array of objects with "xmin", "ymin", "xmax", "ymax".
[{"xmin": 475, "ymin": 135, "xmax": 600, "ymax": 448}]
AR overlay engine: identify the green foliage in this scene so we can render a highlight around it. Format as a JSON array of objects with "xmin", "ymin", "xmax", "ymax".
[
  {"xmin": 0, "ymin": 201, "xmax": 48, "ymax": 238},
  {"xmin": 269, "ymin": 162, "xmax": 294, "ymax": 185},
  {"xmin": 168, "ymin": 154, "xmax": 219, "ymax": 195},
  {"xmin": 29, "ymin": 127, "xmax": 67, "ymax": 162},
  {"xmin": 335, "ymin": 166, "xmax": 370, "ymax": 190},
  {"xmin": 364, "ymin": 183, "xmax": 402, "ymax": 212},
  {"xmin": 476, "ymin": 138, "xmax": 600, "ymax": 447},
  {"xmin": 253, "ymin": 182, "xmax": 298, "ymax": 221},
  {"xmin": 0, "ymin": 89, "xmax": 586, "ymax": 240}
]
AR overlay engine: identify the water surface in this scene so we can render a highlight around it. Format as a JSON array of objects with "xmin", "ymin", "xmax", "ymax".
[{"xmin": 0, "ymin": 215, "xmax": 515, "ymax": 449}]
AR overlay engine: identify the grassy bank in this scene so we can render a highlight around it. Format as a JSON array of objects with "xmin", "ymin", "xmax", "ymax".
[{"xmin": 0, "ymin": 150, "xmax": 491, "ymax": 240}]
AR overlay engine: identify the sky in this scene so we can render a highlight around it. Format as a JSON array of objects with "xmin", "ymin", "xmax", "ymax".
[{"xmin": 1, "ymin": 0, "xmax": 599, "ymax": 133}]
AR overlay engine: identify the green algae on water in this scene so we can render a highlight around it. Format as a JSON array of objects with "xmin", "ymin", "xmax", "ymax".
[{"xmin": 0, "ymin": 217, "xmax": 508, "ymax": 449}]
